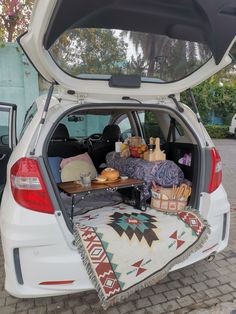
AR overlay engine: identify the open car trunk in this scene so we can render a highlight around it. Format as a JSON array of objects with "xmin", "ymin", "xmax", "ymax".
[
  {"xmin": 39, "ymin": 102, "xmax": 214, "ymax": 306},
  {"xmin": 44, "ymin": 103, "xmax": 202, "ymax": 223}
]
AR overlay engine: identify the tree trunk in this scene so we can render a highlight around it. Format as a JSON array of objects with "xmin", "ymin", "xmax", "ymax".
[
  {"xmin": 7, "ymin": 17, "xmax": 16, "ymax": 42},
  {"xmin": 147, "ymin": 36, "xmax": 155, "ymax": 77}
]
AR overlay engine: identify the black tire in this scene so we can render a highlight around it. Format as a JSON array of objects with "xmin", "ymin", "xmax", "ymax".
[{"xmin": 234, "ymin": 128, "xmax": 236, "ymax": 139}]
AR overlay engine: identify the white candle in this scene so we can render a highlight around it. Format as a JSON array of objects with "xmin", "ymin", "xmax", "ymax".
[{"xmin": 115, "ymin": 141, "xmax": 122, "ymax": 153}]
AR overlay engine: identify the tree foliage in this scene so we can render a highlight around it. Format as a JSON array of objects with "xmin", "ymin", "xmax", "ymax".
[
  {"xmin": 121, "ymin": 31, "xmax": 212, "ymax": 82},
  {"xmin": 181, "ymin": 79, "xmax": 236, "ymax": 124},
  {"xmin": 127, "ymin": 54, "xmax": 149, "ymax": 76},
  {"xmin": 50, "ymin": 28, "xmax": 128, "ymax": 76},
  {"xmin": 180, "ymin": 43, "xmax": 236, "ymax": 125},
  {"xmin": 0, "ymin": 0, "xmax": 33, "ymax": 42},
  {"xmin": 205, "ymin": 125, "xmax": 229, "ymax": 138}
]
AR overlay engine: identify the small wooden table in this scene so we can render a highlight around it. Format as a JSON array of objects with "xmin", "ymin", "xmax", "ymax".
[{"xmin": 58, "ymin": 178, "xmax": 146, "ymax": 218}]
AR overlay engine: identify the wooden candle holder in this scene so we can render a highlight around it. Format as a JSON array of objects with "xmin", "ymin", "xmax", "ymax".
[{"xmin": 143, "ymin": 137, "xmax": 166, "ymax": 161}]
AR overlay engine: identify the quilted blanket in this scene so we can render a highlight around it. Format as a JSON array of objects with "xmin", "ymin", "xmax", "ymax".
[
  {"xmin": 73, "ymin": 204, "xmax": 209, "ymax": 309},
  {"xmin": 106, "ymin": 152, "xmax": 185, "ymax": 198}
]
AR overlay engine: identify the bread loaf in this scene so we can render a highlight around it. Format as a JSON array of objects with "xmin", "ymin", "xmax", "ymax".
[
  {"xmin": 101, "ymin": 168, "xmax": 120, "ymax": 181},
  {"xmin": 96, "ymin": 175, "xmax": 107, "ymax": 182}
]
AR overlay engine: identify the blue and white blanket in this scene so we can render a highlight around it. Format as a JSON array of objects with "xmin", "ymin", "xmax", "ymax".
[{"xmin": 106, "ymin": 152, "xmax": 185, "ymax": 198}]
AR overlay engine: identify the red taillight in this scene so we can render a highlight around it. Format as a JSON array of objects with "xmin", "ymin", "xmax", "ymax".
[
  {"xmin": 11, "ymin": 158, "xmax": 54, "ymax": 214},
  {"xmin": 208, "ymin": 148, "xmax": 222, "ymax": 193}
]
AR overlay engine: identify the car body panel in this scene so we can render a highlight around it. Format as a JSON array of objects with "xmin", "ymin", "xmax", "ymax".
[{"xmin": 0, "ymin": 183, "xmax": 93, "ymax": 297}]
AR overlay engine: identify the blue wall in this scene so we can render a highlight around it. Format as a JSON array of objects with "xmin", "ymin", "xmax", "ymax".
[{"xmin": 0, "ymin": 43, "xmax": 39, "ymax": 135}]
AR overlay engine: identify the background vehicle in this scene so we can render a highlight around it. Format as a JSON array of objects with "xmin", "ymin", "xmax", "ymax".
[
  {"xmin": 0, "ymin": 0, "xmax": 235, "ymax": 298},
  {"xmin": 229, "ymin": 114, "xmax": 236, "ymax": 138}
]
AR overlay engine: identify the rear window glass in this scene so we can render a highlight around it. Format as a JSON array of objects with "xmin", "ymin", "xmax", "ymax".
[
  {"xmin": 60, "ymin": 113, "xmax": 111, "ymax": 139},
  {"xmin": 137, "ymin": 111, "xmax": 166, "ymax": 144},
  {"xmin": 49, "ymin": 28, "xmax": 212, "ymax": 83}
]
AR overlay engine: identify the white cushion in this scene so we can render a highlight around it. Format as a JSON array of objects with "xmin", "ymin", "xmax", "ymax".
[{"xmin": 61, "ymin": 160, "xmax": 97, "ymax": 182}]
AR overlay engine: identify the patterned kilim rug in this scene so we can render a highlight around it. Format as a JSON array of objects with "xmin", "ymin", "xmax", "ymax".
[{"xmin": 73, "ymin": 204, "xmax": 209, "ymax": 309}]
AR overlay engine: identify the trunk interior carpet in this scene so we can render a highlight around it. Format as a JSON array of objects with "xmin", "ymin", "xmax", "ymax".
[{"xmin": 73, "ymin": 204, "xmax": 209, "ymax": 309}]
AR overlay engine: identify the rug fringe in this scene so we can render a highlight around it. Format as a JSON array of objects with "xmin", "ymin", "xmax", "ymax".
[
  {"xmin": 73, "ymin": 226, "xmax": 108, "ymax": 303},
  {"xmin": 73, "ymin": 208, "xmax": 210, "ymax": 310}
]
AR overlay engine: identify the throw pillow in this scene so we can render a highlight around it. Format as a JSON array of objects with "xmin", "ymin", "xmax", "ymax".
[
  {"xmin": 61, "ymin": 159, "xmax": 98, "ymax": 182},
  {"xmin": 60, "ymin": 152, "xmax": 94, "ymax": 169}
]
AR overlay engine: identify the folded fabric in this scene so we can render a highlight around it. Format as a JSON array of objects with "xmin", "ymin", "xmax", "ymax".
[
  {"xmin": 178, "ymin": 153, "xmax": 192, "ymax": 166},
  {"xmin": 48, "ymin": 156, "xmax": 63, "ymax": 183},
  {"xmin": 106, "ymin": 152, "xmax": 184, "ymax": 198},
  {"xmin": 60, "ymin": 152, "xmax": 94, "ymax": 169}
]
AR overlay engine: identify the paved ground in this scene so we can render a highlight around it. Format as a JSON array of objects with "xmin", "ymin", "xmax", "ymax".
[{"xmin": 0, "ymin": 139, "xmax": 236, "ymax": 314}]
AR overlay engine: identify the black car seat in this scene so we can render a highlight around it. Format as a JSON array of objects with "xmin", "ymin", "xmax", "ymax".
[
  {"xmin": 48, "ymin": 123, "xmax": 86, "ymax": 158},
  {"xmin": 51, "ymin": 123, "xmax": 69, "ymax": 140},
  {"xmin": 90, "ymin": 124, "xmax": 121, "ymax": 169}
]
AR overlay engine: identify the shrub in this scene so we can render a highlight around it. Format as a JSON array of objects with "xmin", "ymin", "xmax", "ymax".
[{"xmin": 205, "ymin": 125, "xmax": 229, "ymax": 138}]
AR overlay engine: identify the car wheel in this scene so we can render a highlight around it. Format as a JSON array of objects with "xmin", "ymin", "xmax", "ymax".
[{"xmin": 234, "ymin": 128, "xmax": 236, "ymax": 139}]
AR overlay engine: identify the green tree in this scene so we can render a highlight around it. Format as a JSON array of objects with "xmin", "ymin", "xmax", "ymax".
[
  {"xmin": 127, "ymin": 54, "xmax": 148, "ymax": 76},
  {"xmin": 122, "ymin": 31, "xmax": 211, "ymax": 82},
  {"xmin": 122, "ymin": 31, "xmax": 170, "ymax": 77},
  {"xmin": 50, "ymin": 28, "xmax": 128, "ymax": 76},
  {"xmin": 0, "ymin": 0, "xmax": 33, "ymax": 42},
  {"xmin": 181, "ymin": 80, "xmax": 236, "ymax": 124}
]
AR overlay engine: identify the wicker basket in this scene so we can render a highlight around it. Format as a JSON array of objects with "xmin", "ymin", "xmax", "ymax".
[
  {"xmin": 129, "ymin": 136, "xmax": 143, "ymax": 147},
  {"xmin": 151, "ymin": 197, "xmax": 187, "ymax": 212},
  {"xmin": 151, "ymin": 187, "xmax": 187, "ymax": 212}
]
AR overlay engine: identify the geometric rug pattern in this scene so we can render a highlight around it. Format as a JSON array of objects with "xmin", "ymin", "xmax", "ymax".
[{"xmin": 74, "ymin": 204, "xmax": 209, "ymax": 309}]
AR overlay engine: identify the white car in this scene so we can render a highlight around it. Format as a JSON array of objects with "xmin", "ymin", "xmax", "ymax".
[
  {"xmin": 229, "ymin": 114, "xmax": 236, "ymax": 138},
  {"xmin": 0, "ymin": 0, "xmax": 235, "ymax": 298}
]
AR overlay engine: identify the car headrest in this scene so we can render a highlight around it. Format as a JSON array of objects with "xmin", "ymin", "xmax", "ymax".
[
  {"xmin": 102, "ymin": 125, "xmax": 121, "ymax": 141},
  {"xmin": 52, "ymin": 123, "xmax": 69, "ymax": 140}
]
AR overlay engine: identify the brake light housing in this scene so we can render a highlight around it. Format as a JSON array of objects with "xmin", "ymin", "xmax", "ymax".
[
  {"xmin": 208, "ymin": 148, "xmax": 222, "ymax": 193},
  {"xmin": 11, "ymin": 158, "xmax": 54, "ymax": 214}
]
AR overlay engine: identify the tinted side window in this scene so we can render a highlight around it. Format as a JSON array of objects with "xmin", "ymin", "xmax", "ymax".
[
  {"xmin": 137, "ymin": 111, "xmax": 166, "ymax": 144},
  {"xmin": 0, "ymin": 111, "xmax": 10, "ymax": 147},
  {"xmin": 19, "ymin": 102, "xmax": 38, "ymax": 140},
  {"xmin": 116, "ymin": 115, "xmax": 132, "ymax": 140},
  {"xmin": 175, "ymin": 121, "xmax": 185, "ymax": 137}
]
